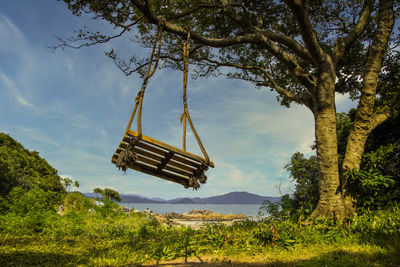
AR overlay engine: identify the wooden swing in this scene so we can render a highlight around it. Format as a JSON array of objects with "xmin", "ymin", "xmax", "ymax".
[{"xmin": 111, "ymin": 26, "xmax": 214, "ymax": 190}]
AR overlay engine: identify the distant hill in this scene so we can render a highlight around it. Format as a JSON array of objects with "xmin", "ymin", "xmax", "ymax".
[
  {"xmin": 85, "ymin": 193, "xmax": 163, "ymax": 203},
  {"xmin": 0, "ymin": 133, "xmax": 65, "ymax": 197},
  {"xmin": 189, "ymin": 191, "xmax": 280, "ymax": 204},
  {"xmin": 85, "ymin": 191, "xmax": 280, "ymax": 205},
  {"xmin": 120, "ymin": 195, "xmax": 162, "ymax": 203}
]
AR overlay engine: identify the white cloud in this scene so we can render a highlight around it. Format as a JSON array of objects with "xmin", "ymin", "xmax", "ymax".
[
  {"xmin": 335, "ymin": 92, "xmax": 357, "ymax": 112},
  {"xmin": 0, "ymin": 73, "xmax": 35, "ymax": 108},
  {"xmin": 0, "ymin": 15, "xmax": 28, "ymax": 50}
]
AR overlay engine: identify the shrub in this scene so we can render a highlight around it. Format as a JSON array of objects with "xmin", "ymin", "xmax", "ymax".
[
  {"xmin": 63, "ymin": 191, "xmax": 94, "ymax": 212},
  {"xmin": 7, "ymin": 187, "xmax": 62, "ymax": 215}
]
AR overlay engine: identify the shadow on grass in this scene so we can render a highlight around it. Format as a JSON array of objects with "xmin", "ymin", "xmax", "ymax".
[
  {"xmin": 142, "ymin": 247, "xmax": 400, "ymax": 267},
  {"xmin": 1, "ymin": 235, "xmax": 399, "ymax": 267},
  {"xmin": 0, "ymin": 251, "xmax": 88, "ymax": 266}
]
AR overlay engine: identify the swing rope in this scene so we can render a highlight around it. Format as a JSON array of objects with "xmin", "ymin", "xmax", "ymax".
[
  {"xmin": 117, "ymin": 19, "xmax": 164, "ymax": 172},
  {"xmin": 180, "ymin": 31, "xmax": 211, "ymax": 190},
  {"xmin": 117, "ymin": 25, "xmax": 212, "ymax": 189},
  {"xmin": 125, "ymin": 18, "xmax": 164, "ymax": 138},
  {"xmin": 180, "ymin": 31, "xmax": 210, "ymax": 165}
]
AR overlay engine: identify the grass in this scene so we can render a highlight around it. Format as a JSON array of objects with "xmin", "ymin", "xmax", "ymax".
[
  {"xmin": 1, "ymin": 205, "xmax": 400, "ymax": 266},
  {"xmin": 0, "ymin": 234, "xmax": 398, "ymax": 266}
]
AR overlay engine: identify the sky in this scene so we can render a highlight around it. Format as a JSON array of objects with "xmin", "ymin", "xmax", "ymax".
[{"xmin": 0, "ymin": 0, "xmax": 356, "ymax": 199}]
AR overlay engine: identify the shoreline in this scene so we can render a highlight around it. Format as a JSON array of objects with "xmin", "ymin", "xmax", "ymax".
[
  {"xmin": 119, "ymin": 202, "xmax": 263, "ymax": 217},
  {"xmin": 125, "ymin": 207, "xmax": 253, "ymax": 229}
]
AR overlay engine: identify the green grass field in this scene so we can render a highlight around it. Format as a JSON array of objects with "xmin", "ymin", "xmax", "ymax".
[{"xmin": 1, "ymin": 205, "xmax": 399, "ymax": 266}]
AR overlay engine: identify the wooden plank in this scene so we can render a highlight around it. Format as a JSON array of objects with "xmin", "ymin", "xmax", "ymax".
[
  {"xmin": 164, "ymin": 164, "xmax": 194, "ymax": 177},
  {"xmin": 172, "ymin": 154, "xmax": 201, "ymax": 168},
  {"xmin": 112, "ymin": 154, "xmax": 193, "ymax": 178},
  {"xmin": 167, "ymin": 158, "xmax": 197, "ymax": 173},
  {"xmin": 137, "ymin": 155, "xmax": 161, "ymax": 167},
  {"xmin": 135, "ymin": 147, "xmax": 164, "ymax": 162},
  {"xmin": 135, "ymin": 144, "xmax": 167, "ymax": 158},
  {"xmin": 130, "ymin": 162, "xmax": 190, "ymax": 187},
  {"xmin": 156, "ymin": 151, "xmax": 174, "ymax": 174},
  {"xmin": 136, "ymin": 141, "xmax": 168, "ymax": 157},
  {"xmin": 121, "ymin": 137, "xmax": 168, "ymax": 157},
  {"xmin": 126, "ymin": 130, "xmax": 214, "ymax": 168},
  {"xmin": 112, "ymin": 155, "xmax": 189, "ymax": 187},
  {"xmin": 123, "ymin": 135, "xmax": 167, "ymax": 156},
  {"xmin": 115, "ymin": 146, "xmax": 197, "ymax": 173},
  {"xmin": 119, "ymin": 141, "xmax": 128, "ymax": 149},
  {"xmin": 116, "ymin": 146, "xmax": 165, "ymax": 163}
]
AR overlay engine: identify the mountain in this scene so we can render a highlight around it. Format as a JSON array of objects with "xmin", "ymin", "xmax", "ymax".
[
  {"xmin": 187, "ymin": 191, "xmax": 280, "ymax": 205},
  {"xmin": 86, "ymin": 191, "xmax": 280, "ymax": 204},
  {"xmin": 84, "ymin": 193, "xmax": 164, "ymax": 203},
  {"xmin": 119, "ymin": 195, "xmax": 163, "ymax": 203}
]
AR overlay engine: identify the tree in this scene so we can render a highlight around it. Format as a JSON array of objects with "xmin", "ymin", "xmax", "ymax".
[
  {"xmin": 61, "ymin": 177, "xmax": 80, "ymax": 192},
  {"xmin": 284, "ymin": 152, "xmax": 319, "ymax": 211},
  {"xmin": 58, "ymin": 0, "xmax": 399, "ymax": 219},
  {"xmin": 287, "ymin": 109, "xmax": 399, "ymax": 212},
  {"xmin": 93, "ymin": 187, "xmax": 104, "ymax": 201},
  {"xmin": 93, "ymin": 187, "xmax": 121, "ymax": 202}
]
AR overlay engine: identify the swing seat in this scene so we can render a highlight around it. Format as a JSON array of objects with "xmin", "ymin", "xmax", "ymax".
[{"xmin": 111, "ymin": 129, "xmax": 214, "ymax": 188}]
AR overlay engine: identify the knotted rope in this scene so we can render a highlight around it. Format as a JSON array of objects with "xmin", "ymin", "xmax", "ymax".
[
  {"xmin": 117, "ymin": 19, "xmax": 164, "ymax": 171},
  {"xmin": 180, "ymin": 31, "xmax": 211, "ymax": 189}
]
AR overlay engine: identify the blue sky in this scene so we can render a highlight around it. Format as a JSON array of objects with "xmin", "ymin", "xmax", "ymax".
[{"xmin": 0, "ymin": 0, "xmax": 355, "ymax": 199}]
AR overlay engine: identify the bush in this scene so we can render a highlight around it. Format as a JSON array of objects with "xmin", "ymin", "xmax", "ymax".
[
  {"xmin": 7, "ymin": 187, "xmax": 62, "ymax": 215},
  {"xmin": 63, "ymin": 191, "xmax": 94, "ymax": 212}
]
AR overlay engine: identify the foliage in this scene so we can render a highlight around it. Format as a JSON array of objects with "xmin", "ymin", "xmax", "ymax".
[
  {"xmin": 259, "ymin": 194, "xmax": 298, "ymax": 220},
  {"xmin": 61, "ymin": 177, "xmax": 80, "ymax": 192},
  {"xmin": 63, "ymin": 191, "xmax": 94, "ymax": 212},
  {"xmin": 0, "ymin": 187, "xmax": 62, "ymax": 234},
  {"xmin": 285, "ymin": 152, "xmax": 319, "ymax": 211},
  {"xmin": 0, "ymin": 133, "xmax": 65, "ymax": 197},
  {"xmin": 346, "ymin": 144, "xmax": 400, "ymax": 209},
  {"xmin": 7, "ymin": 187, "xmax": 61, "ymax": 216},
  {"xmin": 57, "ymin": 0, "xmax": 398, "ymax": 102},
  {"xmin": 93, "ymin": 187, "xmax": 121, "ymax": 202},
  {"xmin": 0, "ymin": 202, "xmax": 399, "ymax": 266},
  {"xmin": 285, "ymin": 107, "xmax": 400, "ymax": 213},
  {"xmin": 336, "ymin": 110, "xmax": 356, "ymax": 157}
]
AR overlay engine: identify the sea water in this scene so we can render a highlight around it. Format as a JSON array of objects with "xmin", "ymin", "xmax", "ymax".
[{"xmin": 119, "ymin": 203, "xmax": 263, "ymax": 217}]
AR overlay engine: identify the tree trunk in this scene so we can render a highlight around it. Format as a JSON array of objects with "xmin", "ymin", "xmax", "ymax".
[
  {"xmin": 341, "ymin": 0, "xmax": 395, "ymax": 215},
  {"xmin": 311, "ymin": 106, "xmax": 346, "ymax": 219},
  {"xmin": 310, "ymin": 59, "xmax": 347, "ymax": 220}
]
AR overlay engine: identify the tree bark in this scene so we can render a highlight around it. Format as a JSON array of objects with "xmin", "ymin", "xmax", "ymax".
[
  {"xmin": 341, "ymin": 0, "xmax": 395, "ymax": 214},
  {"xmin": 310, "ymin": 58, "xmax": 346, "ymax": 220},
  {"xmin": 311, "ymin": 107, "xmax": 346, "ymax": 219}
]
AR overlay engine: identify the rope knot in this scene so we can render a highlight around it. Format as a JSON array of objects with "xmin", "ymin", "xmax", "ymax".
[
  {"xmin": 157, "ymin": 15, "xmax": 166, "ymax": 29},
  {"xmin": 179, "ymin": 112, "xmax": 187, "ymax": 124},
  {"xmin": 135, "ymin": 90, "xmax": 144, "ymax": 103}
]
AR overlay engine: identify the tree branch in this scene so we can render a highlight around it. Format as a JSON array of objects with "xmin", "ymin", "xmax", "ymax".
[
  {"xmin": 283, "ymin": 0, "xmax": 325, "ymax": 65},
  {"xmin": 133, "ymin": 0, "xmax": 317, "ymax": 91},
  {"xmin": 369, "ymin": 112, "xmax": 391, "ymax": 131},
  {"xmin": 133, "ymin": 0, "xmax": 259, "ymax": 47},
  {"xmin": 192, "ymin": 57, "xmax": 312, "ymax": 107},
  {"xmin": 219, "ymin": 0, "xmax": 313, "ymax": 64},
  {"xmin": 51, "ymin": 19, "xmax": 142, "ymax": 50},
  {"xmin": 259, "ymin": 30, "xmax": 313, "ymax": 64},
  {"xmin": 334, "ymin": 0, "xmax": 375, "ymax": 63},
  {"xmin": 255, "ymin": 33, "xmax": 317, "ymax": 90},
  {"xmin": 167, "ymin": 3, "xmax": 220, "ymax": 21}
]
